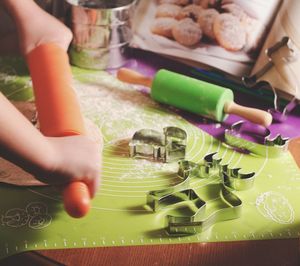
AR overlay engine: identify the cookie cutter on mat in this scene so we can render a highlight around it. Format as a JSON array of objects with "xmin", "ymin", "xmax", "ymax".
[
  {"xmin": 147, "ymin": 152, "xmax": 254, "ymax": 235},
  {"xmin": 225, "ymin": 121, "xmax": 289, "ymax": 157},
  {"xmin": 129, "ymin": 127, "xmax": 187, "ymax": 163},
  {"xmin": 147, "ymin": 159, "xmax": 207, "ymax": 211},
  {"xmin": 147, "ymin": 160, "xmax": 192, "ymax": 211},
  {"xmin": 203, "ymin": 152, "xmax": 255, "ymax": 191},
  {"xmin": 166, "ymin": 185, "xmax": 242, "ymax": 235},
  {"xmin": 242, "ymin": 36, "xmax": 298, "ymax": 122},
  {"xmin": 148, "ymin": 152, "xmax": 254, "ymax": 210},
  {"xmin": 195, "ymin": 152, "xmax": 255, "ymax": 191},
  {"xmin": 148, "ymin": 184, "xmax": 242, "ymax": 235}
]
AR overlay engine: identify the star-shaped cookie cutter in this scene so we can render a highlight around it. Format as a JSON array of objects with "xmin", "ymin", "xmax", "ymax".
[
  {"xmin": 147, "ymin": 152, "xmax": 255, "ymax": 235},
  {"xmin": 129, "ymin": 127, "xmax": 187, "ymax": 163},
  {"xmin": 225, "ymin": 121, "xmax": 289, "ymax": 157}
]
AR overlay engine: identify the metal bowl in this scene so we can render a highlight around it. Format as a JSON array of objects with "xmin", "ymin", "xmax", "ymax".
[{"xmin": 66, "ymin": 0, "xmax": 137, "ymax": 69}]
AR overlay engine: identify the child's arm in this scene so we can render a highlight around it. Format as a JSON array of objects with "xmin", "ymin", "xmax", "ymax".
[
  {"xmin": 2, "ymin": 0, "xmax": 73, "ymax": 54},
  {"xmin": 0, "ymin": 92, "xmax": 101, "ymax": 198},
  {"xmin": 0, "ymin": 0, "xmax": 101, "ymax": 217}
]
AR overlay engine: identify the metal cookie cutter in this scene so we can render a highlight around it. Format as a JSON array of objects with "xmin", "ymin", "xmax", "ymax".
[
  {"xmin": 225, "ymin": 121, "xmax": 289, "ymax": 157},
  {"xmin": 147, "ymin": 152, "xmax": 254, "ymax": 235},
  {"xmin": 147, "ymin": 152, "xmax": 255, "ymax": 207},
  {"xmin": 129, "ymin": 127, "xmax": 187, "ymax": 163},
  {"xmin": 147, "ymin": 160, "xmax": 201, "ymax": 211},
  {"xmin": 242, "ymin": 36, "xmax": 298, "ymax": 122},
  {"xmin": 203, "ymin": 152, "xmax": 255, "ymax": 191},
  {"xmin": 166, "ymin": 185, "xmax": 242, "ymax": 235}
]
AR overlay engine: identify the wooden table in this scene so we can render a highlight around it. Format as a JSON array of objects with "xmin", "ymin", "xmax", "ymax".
[{"xmin": 1, "ymin": 139, "xmax": 300, "ymax": 266}]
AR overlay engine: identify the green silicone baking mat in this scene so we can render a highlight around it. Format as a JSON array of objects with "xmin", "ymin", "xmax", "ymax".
[{"xmin": 0, "ymin": 57, "xmax": 299, "ymax": 259}]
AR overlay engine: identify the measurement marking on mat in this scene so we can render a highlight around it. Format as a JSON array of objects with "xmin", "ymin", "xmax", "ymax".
[
  {"xmin": 112, "ymin": 241, "xmax": 116, "ymax": 245},
  {"xmin": 73, "ymin": 242, "xmax": 77, "ymax": 246},
  {"xmin": 83, "ymin": 241, "xmax": 86, "ymax": 246},
  {"xmin": 102, "ymin": 240, "xmax": 106, "ymax": 245},
  {"xmin": 6, "ymin": 247, "xmax": 9, "ymax": 254},
  {"xmin": 93, "ymin": 241, "xmax": 96, "ymax": 245},
  {"xmin": 44, "ymin": 240, "xmax": 48, "ymax": 247},
  {"xmin": 15, "ymin": 246, "xmax": 18, "ymax": 251},
  {"xmin": 131, "ymin": 240, "xmax": 134, "ymax": 244}
]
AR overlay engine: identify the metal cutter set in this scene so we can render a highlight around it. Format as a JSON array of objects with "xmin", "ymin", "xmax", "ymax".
[{"xmin": 129, "ymin": 126, "xmax": 289, "ymax": 235}]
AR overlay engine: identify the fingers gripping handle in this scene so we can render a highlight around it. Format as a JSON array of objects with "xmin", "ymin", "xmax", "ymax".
[{"xmin": 26, "ymin": 44, "xmax": 90, "ymax": 218}]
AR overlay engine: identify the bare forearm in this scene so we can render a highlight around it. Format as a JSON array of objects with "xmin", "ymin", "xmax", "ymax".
[
  {"xmin": 0, "ymin": 92, "xmax": 55, "ymax": 175},
  {"xmin": 2, "ymin": 0, "xmax": 38, "ymax": 23},
  {"xmin": 2, "ymin": 0, "xmax": 72, "ymax": 54},
  {"xmin": 0, "ymin": 0, "xmax": 101, "ymax": 196}
]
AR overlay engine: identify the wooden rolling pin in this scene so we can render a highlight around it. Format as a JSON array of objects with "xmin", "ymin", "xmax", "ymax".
[{"xmin": 117, "ymin": 68, "xmax": 273, "ymax": 127}]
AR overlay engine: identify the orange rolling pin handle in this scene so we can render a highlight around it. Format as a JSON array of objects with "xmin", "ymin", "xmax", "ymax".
[{"xmin": 26, "ymin": 44, "xmax": 90, "ymax": 218}]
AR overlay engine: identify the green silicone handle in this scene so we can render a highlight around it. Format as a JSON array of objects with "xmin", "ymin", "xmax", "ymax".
[{"xmin": 151, "ymin": 70, "xmax": 234, "ymax": 122}]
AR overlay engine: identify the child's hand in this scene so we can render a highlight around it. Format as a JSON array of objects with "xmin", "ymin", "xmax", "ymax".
[
  {"xmin": 36, "ymin": 118, "xmax": 103, "ymax": 198},
  {"xmin": 40, "ymin": 134, "xmax": 102, "ymax": 199},
  {"xmin": 0, "ymin": 94, "xmax": 103, "ymax": 198}
]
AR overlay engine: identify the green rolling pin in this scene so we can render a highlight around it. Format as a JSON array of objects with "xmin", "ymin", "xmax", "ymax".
[{"xmin": 117, "ymin": 68, "xmax": 273, "ymax": 127}]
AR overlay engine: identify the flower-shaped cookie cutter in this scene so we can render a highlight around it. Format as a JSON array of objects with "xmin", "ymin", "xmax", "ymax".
[
  {"xmin": 225, "ymin": 121, "xmax": 289, "ymax": 157},
  {"xmin": 129, "ymin": 127, "xmax": 187, "ymax": 162}
]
